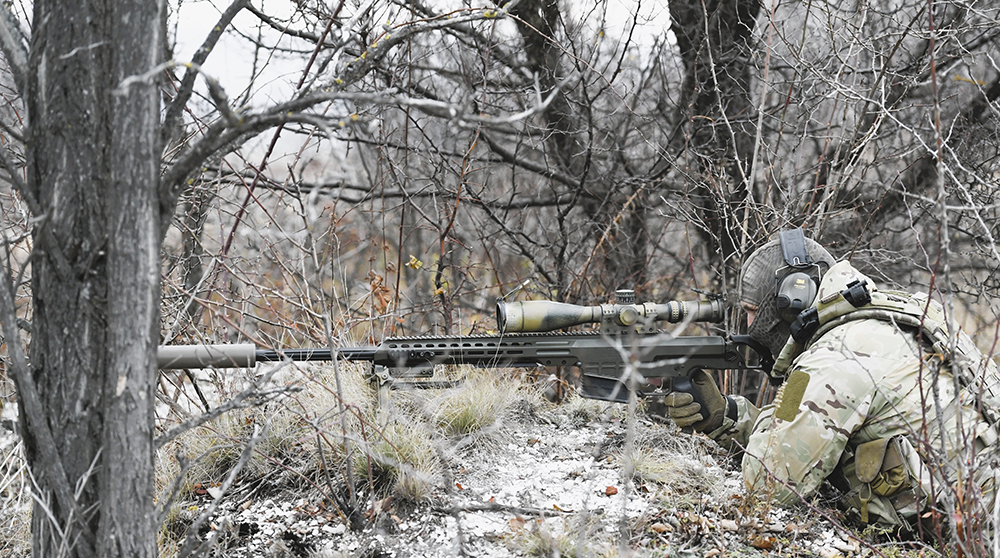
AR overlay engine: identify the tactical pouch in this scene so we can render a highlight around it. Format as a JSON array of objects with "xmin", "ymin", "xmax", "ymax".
[{"xmin": 853, "ymin": 436, "xmax": 911, "ymax": 523}]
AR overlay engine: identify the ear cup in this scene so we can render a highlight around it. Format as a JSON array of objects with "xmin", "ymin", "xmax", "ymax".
[{"xmin": 775, "ymin": 271, "xmax": 818, "ymax": 323}]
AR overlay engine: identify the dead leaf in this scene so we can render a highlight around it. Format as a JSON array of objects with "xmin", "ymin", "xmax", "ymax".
[
  {"xmin": 751, "ymin": 535, "xmax": 776, "ymax": 550},
  {"xmin": 367, "ymin": 270, "xmax": 393, "ymax": 313},
  {"xmin": 605, "ymin": 486, "xmax": 618, "ymax": 496},
  {"xmin": 406, "ymin": 255, "xmax": 424, "ymax": 270},
  {"xmin": 650, "ymin": 523, "xmax": 672, "ymax": 533}
]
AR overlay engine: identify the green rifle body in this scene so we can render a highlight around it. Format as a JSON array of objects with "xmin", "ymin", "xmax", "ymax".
[
  {"xmin": 158, "ymin": 332, "xmax": 763, "ymax": 402},
  {"xmin": 157, "ymin": 294, "xmax": 769, "ymax": 403}
]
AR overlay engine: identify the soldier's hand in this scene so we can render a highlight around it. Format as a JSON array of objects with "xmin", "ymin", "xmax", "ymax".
[
  {"xmin": 664, "ymin": 370, "xmax": 731, "ymax": 434},
  {"xmin": 661, "ymin": 390, "xmax": 703, "ymax": 428}
]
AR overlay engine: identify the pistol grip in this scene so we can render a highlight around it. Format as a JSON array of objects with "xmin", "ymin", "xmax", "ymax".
[{"xmin": 669, "ymin": 374, "xmax": 709, "ymax": 412}]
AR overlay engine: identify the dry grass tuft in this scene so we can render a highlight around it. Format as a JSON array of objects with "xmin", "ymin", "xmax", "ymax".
[
  {"xmin": 555, "ymin": 389, "xmax": 619, "ymax": 426},
  {"xmin": 353, "ymin": 413, "xmax": 441, "ymax": 501},
  {"xmin": 619, "ymin": 428, "xmax": 724, "ymax": 496},
  {"xmin": 506, "ymin": 516, "xmax": 613, "ymax": 558},
  {"xmin": 431, "ymin": 369, "xmax": 522, "ymax": 436},
  {"xmin": 0, "ymin": 434, "xmax": 29, "ymax": 558}
]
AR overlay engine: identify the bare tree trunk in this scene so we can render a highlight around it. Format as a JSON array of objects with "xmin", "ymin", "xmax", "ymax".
[{"xmin": 20, "ymin": 0, "xmax": 163, "ymax": 556}]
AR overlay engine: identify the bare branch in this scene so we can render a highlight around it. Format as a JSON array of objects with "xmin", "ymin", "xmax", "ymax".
[{"xmin": 0, "ymin": 2, "xmax": 27, "ymax": 95}]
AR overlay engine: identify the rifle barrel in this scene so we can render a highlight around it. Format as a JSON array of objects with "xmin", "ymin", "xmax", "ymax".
[
  {"xmin": 255, "ymin": 348, "xmax": 377, "ymax": 362},
  {"xmin": 157, "ymin": 344, "xmax": 378, "ymax": 369}
]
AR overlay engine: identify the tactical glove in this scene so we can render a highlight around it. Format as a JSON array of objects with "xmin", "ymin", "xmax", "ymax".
[{"xmin": 662, "ymin": 369, "xmax": 734, "ymax": 435}]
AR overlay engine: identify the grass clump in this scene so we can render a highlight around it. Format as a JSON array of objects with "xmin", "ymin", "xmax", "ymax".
[
  {"xmin": 618, "ymin": 439, "xmax": 720, "ymax": 495},
  {"xmin": 159, "ymin": 409, "xmax": 297, "ymax": 499},
  {"xmin": 557, "ymin": 389, "xmax": 618, "ymax": 425},
  {"xmin": 431, "ymin": 370, "xmax": 521, "ymax": 436},
  {"xmin": 507, "ymin": 516, "xmax": 613, "ymax": 558},
  {"xmin": 155, "ymin": 361, "xmax": 376, "ymax": 500},
  {"xmin": 354, "ymin": 414, "xmax": 440, "ymax": 501}
]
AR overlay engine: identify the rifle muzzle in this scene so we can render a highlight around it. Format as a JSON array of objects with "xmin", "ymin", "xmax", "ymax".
[
  {"xmin": 497, "ymin": 298, "xmax": 724, "ymax": 333},
  {"xmin": 158, "ymin": 344, "xmax": 257, "ymax": 369}
]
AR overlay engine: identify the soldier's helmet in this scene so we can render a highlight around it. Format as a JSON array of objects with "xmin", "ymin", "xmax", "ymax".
[{"xmin": 738, "ymin": 234, "xmax": 836, "ymax": 360}]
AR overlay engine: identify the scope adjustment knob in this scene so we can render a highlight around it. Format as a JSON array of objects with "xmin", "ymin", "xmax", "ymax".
[{"xmin": 617, "ymin": 306, "xmax": 640, "ymax": 326}]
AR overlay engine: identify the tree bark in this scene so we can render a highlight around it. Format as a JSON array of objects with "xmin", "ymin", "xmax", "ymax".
[{"xmin": 20, "ymin": 0, "xmax": 163, "ymax": 556}]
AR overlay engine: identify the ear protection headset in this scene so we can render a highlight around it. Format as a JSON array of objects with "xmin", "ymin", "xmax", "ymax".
[{"xmin": 774, "ymin": 229, "xmax": 823, "ymax": 323}]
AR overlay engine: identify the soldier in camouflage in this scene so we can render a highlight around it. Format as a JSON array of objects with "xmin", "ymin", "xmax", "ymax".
[{"xmin": 665, "ymin": 234, "xmax": 1000, "ymax": 532}]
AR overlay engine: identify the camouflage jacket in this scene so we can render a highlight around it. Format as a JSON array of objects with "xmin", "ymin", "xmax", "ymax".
[{"xmin": 723, "ymin": 261, "xmax": 999, "ymax": 528}]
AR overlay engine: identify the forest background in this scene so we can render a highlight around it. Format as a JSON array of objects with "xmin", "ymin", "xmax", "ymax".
[{"xmin": 0, "ymin": 0, "xmax": 998, "ymax": 555}]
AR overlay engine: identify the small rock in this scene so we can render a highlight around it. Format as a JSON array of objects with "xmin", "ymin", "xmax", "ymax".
[{"xmin": 831, "ymin": 537, "xmax": 858, "ymax": 553}]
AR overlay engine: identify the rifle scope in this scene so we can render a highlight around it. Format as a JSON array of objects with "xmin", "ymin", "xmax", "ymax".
[{"xmin": 496, "ymin": 297, "xmax": 724, "ymax": 334}]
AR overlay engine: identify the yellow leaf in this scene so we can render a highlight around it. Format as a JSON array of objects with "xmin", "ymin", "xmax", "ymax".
[
  {"xmin": 406, "ymin": 255, "xmax": 424, "ymax": 270},
  {"xmin": 954, "ymin": 75, "xmax": 987, "ymax": 85}
]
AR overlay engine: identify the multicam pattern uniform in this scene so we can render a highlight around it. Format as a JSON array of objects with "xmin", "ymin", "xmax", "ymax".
[{"xmin": 723, "ymin": 262, "xmax": 1000, "ymax": 528}]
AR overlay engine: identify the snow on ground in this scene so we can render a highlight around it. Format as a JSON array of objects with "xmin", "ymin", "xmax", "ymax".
[{"xmin": 172, "ymin": 402, "xmax": 869, "ymax": 558}]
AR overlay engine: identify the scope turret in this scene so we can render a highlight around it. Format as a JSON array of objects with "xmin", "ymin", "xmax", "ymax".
[{"xmin": 496, "ymin": 297, "xmax": 724, "ymax": 334}]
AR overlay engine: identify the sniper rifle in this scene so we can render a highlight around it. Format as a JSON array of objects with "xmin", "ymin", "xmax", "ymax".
[{"xmin": 158, "ymin": 290, "xmax": 773, "ymax": 403}]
